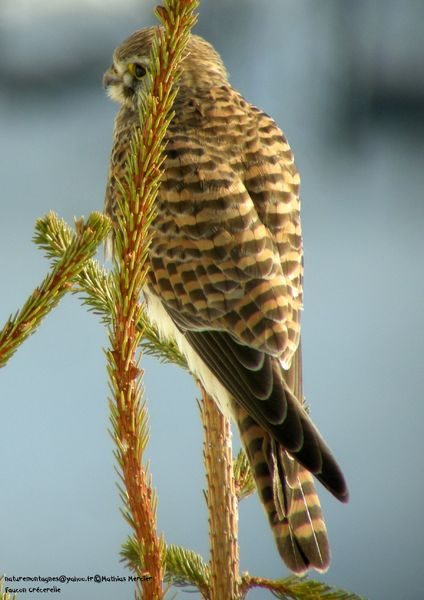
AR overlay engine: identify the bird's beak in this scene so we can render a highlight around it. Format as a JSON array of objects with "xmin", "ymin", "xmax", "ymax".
[{"xmin": 103, "ymin": 69, "xmax": 119, "ymax": 89}]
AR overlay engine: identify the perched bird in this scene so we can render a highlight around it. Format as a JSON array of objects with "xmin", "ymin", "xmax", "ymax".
[{"xmin": 104, "ymin": 26, "xmax": 348, "ymax": 574}]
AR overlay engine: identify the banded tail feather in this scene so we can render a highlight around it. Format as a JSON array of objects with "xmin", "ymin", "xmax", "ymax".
[{"xmin": 236, "ymin": 405, "xmax": 330, "ymax": 573}]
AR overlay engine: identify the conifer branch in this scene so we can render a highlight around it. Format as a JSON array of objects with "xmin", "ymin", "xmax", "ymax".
[
  {"xmin": 240, "ymin": 575, "xmax": 365, "ymax": 600},
  {"xmin": 0, "ymin": 212, "xmax": 110, "ymax": 368},
  {"xmin": 35, "ymin": 211, "xmax": 187, "ymax": 369},
  {"xmin": 164, "ymin": 545, "xmax": 210, "ymax": 596},
  {"xmin": 122, "ymin": 538, "xmax": 211, "ymax": 598},
  {"xmin": 199, "ymin": 385, "xmax": 241, "ymax": 600},
  {"xmin": 233, "ymin": 448, "xmax": 256, "ymax": 501},
  {"xmin": 106, "ymin": 1, "xmax": 198, "ymax": 597},
  {"xmin": 0, "ymin": 578, "xmax": 17, "ymax": 600},
  {"xmin": 34, "ymin": 211, "xmax": 115, "ymax": 323}
]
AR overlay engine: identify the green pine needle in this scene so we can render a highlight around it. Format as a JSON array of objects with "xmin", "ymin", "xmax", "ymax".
[
  {"xmin": 108, "ymin": 0, "xmax": 200, "ymax": 594},
  {"xmin": 241, "ymin": 574, "xmax": 366, "ymax": 600},
  {"xmin": 0, "ymin": 212, "xmax": 110, "ymax": 368},
  {"xmin": 33, "ymin": 211, "xmax": 188, "ymax": 368},
  {"xmin": 0, "ymin": 577, "xmax": 18, "ymax": 600},
  {"xmin": 233, "ymin": 448, "xmax": 256, "ymax": 500},
  {"xmin": 164, "ymin": 544, "xmax": 210, "ymax": 595},
  {"xmin": 122, "ymin": 539, "xmax": 211, "ymax": 597}
]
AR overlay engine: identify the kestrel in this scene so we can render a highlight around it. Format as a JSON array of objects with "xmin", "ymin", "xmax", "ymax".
[{"xmin": 104, "ymin": 26, "xmax": 348, "ymax": 574}]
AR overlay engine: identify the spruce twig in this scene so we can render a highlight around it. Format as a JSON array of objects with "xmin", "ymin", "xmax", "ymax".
[
  {"xmin": 200, "ymin": 385, "xmax": 240, "ymax": 600},
  {"xmin": 233, "ymin": 448, "xmax": 256, "ymax": 501},
  {"xmin": 164, "ymin": 544, "xmax": 210, "ymax": 596},
  {"xmin": 34, "ymin": 212, "xmax": 187, "ymax": 369},
  {"xmin": 122, "ymin": 538, "xmax": 211, "ymax": 598},
  {"xmin": 0, "ymin": 578, "xmax": 17, "ymax": 600},
  {"xmin": 240, "ymin": 575, "xmax": 365, "ymax": 600},
  {"xmin": 106, "ymin": 1, "xmax": 198, "ymax": 597},
  {"xmin": 0, "ymin": 212, "xmax": 110, "ymax": 368}
]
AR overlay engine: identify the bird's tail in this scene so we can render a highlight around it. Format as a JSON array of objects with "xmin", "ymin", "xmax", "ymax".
[{"xmin": 235, "ymin": 405, "xmax": 330, "ymax": 574}]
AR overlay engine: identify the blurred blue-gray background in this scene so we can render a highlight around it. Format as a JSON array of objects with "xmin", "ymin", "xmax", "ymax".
[{"xmin": 1, "ymin": 1, "xmax": 423, "ymax": 599}]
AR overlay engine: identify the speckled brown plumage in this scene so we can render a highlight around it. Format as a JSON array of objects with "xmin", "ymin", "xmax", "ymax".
[{"xmin": 104, "ymin": 26, "xmax": 348, "ymax": 574}]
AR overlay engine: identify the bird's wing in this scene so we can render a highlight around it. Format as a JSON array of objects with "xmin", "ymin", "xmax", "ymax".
[
  {"xmin": 145, "ymin": 88, "xmax": 347, "ymax": 500},
  {"xmin": 182, "ymin": 327, "xmax": 347, "ymax": 501},
  {"xmin": 105, "ymin": 88, "xmax": 348, "ymax": 501},
  {"xmin": 148, "ymin": 87, "xmax": 302, "ymax": 366},
  {"xmin": 242, "ymin": 103, "xmax": 303, "ymax": 363}
]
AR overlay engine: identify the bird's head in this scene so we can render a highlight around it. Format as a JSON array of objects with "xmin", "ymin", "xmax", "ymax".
[{"xmin": 103, "ymin": 26, "xmax": 229, "ymax": 108}]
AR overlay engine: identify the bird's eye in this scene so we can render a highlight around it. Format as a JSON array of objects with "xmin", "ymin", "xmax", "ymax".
[{"xmin": 128, "ymin": 63, "xmax": 146, "ymax": 80}]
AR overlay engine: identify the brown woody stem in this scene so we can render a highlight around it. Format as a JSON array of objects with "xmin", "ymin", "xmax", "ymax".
[
  {"xmin": 108, "ymin": 2, "xmax": 199, "ymax": 597},
  {"xmin": 199, "ymin": 385, "xmax": 240, "ymax": 600}
]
